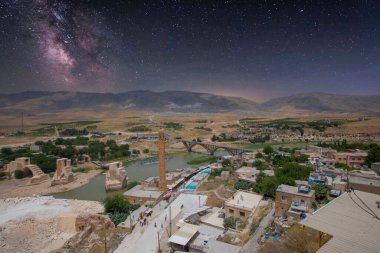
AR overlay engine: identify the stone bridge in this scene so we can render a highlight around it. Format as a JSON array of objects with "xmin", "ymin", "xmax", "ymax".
[{"xmin": 182, "ymin": 141, "xmax": 254, "ymax": 156}]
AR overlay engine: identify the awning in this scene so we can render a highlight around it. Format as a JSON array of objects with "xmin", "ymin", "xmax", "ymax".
[{"xmin": 169, "ymin": 223, "xmax": 200, "ymax": 246}]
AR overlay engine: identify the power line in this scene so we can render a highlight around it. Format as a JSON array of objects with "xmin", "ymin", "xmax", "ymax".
[
  {"xmin": 348, "ymin": 190, "xmax": 380, "ymax": 221},
  {"xmin": 352, "ymin": 189, "xmax": 380, "ymax": 220}
]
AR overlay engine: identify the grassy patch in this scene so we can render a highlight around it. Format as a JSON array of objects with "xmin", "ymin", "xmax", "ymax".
[{"xmin": 187, "ymin": 155, "xmax": 217, "ymax": 165}]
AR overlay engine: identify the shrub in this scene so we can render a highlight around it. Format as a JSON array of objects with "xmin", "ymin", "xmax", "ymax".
[
  {"xmin": 0, "ymin": 172, "xmax": 7, "ymax": 178},
  {"xmin": 250, "ymin": 223, "xmax": 259, "ymax": 235},
  {"xmin": 223, "ymin": 217, "xmax": 236, "ymax": 229}
]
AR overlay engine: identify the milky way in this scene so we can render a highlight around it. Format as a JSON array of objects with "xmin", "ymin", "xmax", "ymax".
[
  {"xmin": 29, "ymin": 0, "xmax": 114, "ymax": 89},
  {"xmin": 0, "ymin": 1, "xmax": 379, "ymax": 100}
]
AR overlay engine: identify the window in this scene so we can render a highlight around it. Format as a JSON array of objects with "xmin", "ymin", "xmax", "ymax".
[
  {"xmin": 240, "ymin": 211, "xmax": 245, "ymax": 217},
  {"xmin": 281, "ymin": 195, "xmax": 287, "ymax": 202},
  {"xmin": 229, "ymin": 209, "xmax": 234, "ymax": 214}
]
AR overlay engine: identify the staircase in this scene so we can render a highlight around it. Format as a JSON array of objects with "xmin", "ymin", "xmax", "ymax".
[{"xmin": 26, "ymin": 165, "xmax": 49, "ymax": 184}]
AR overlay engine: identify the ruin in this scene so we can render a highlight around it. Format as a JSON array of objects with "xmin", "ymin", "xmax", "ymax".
[
  {"xmin": 105, "ymin": 161, "xmax": 128, "ymax": 191},
  {"xmin": 51, "ymin": 158, "xmax": 75, "ymax": 186},
  {"xmin": 4, "ymin": 157, "xmax": 49, "ymax": 184}
]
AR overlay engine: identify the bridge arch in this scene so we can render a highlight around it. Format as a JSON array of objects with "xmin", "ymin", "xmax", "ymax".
[{"xmin": 182, "ymin": 141, "xmax": 252, "ymax": 156}]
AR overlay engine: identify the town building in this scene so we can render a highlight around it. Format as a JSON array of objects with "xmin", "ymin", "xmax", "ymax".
[
  {"xmin": 235, "ymin": 166, "xmax": 274, "ymax": 184},
  {"xmin": 333, "ymin": 150, "xmax": 367, "ymax": 167},
  {"xmin": 275, "ymin": 184, "xmax": 315, "ymax": 216},
  {"xmin": 224, "ymin": 190, "xmax": 263, "ymax": 220},
  {"xmin": 300, "ymin": 190, "xmax": 380, "ymax": 253},
  {"xmin": 123, "ymin": 184, "xmax": 163, "ymax": 204}
]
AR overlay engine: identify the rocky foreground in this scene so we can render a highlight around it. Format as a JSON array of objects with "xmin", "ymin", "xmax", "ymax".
[{"xmin": 0, "ymin": 196, "xmax": 103, "ymax": 253}]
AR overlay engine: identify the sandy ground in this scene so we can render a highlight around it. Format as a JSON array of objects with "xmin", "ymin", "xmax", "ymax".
[
  {"xmin": 0, "ymin": 169, "xmax": 101, "ymax": 199},
  {"xmin": 0, "ymin": 196, "xmax": 103, "ymax": 253}
]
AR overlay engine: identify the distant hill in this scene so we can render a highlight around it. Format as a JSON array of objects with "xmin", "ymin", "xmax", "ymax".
[
  {"xmin": 260, "ymin": 92, "xmax": 380, "ymax": 114},
  {"xmin": 0, "ymin": 90, "xmax": 258, "ymax": 113},
  {"xmin": 0, "ymin": 91, "xmax": 379, "ymax": 114}
]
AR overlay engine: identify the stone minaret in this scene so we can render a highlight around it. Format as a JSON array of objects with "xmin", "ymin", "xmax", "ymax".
[{"xmin": 158, "ymin": 130, "xmax": 167, "ymax": 191}]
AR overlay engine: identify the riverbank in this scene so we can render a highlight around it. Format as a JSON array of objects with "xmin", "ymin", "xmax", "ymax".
[{"xmin": 0, "ymin": 169, "xmax": 102, "ymax": 199}]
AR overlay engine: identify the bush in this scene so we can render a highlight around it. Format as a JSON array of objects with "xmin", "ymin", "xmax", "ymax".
[
  {"xmin": 103, "ymin": 195, "xmax": 140, "ymax": 226},
  {"xmin": 223, "ymin": 217, "xmax": 236, "ymax": 229},
  {"xmin": 108, "ymin": 212, "xmax": 130, "ymax": 226},
  {"xmin": 234, "ymin": 181, "xmax": 253, "ymax": 190},
  {"xmin": 0, "ymin": 172, "xmax": 7, "ymax": 178},
  {"xmin": 14, "ymin": 170, "xmax": 24, "ymax": 179},
  {"xmin": 250, "ymin": 223, "xmax": 259, "ymax": 235}
]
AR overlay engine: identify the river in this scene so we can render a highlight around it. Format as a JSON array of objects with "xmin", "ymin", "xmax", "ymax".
[{"xmin": 52, "ymin": 151, "xmax": 226, "ymax": 202}]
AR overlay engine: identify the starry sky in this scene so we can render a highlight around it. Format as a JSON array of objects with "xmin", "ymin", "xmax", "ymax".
[{"xmin": 0, "ymin": 0, "xmax": 379, "ymax": 102}]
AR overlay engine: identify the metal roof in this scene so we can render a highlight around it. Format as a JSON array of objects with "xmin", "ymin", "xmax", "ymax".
[
  {"xmin": 300, "ymin": 191, "xmax": 380, "ymax": 253},
  {"xmin": 169, "ymin": 223, "xmax": 200, "ymax": 246}
]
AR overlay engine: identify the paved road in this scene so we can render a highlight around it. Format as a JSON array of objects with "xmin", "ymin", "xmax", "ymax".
[
  {"xmin": 115, "ymin": 193, "xmax": 207, "ymax": 253},
  {"xmin": 240, "ymin": 206, "xmax": 275, "ymax": 253}
]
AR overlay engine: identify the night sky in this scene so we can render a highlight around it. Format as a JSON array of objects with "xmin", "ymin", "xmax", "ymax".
[{"xmin": 0, "ymin": 0, "xmax": 379, "ymax": 101}]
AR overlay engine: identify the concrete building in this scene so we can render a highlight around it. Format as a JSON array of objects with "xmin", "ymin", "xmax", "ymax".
[
  {"xmin": 51, "ymin": 158, "xmax": 74, "ymax": 186},
  {"xmin": 105, "ymin": 161, "xmax": 128, "ymax": 191},
  {"xmin": 333, "ymin": 150, "xmax": 367, "ymax": 167},
  {"xmin": 275, "ymin": 184, "xmax": 315, "ymax": 216},
  {"xmin": 224, "ymin": 190, "xmax": 263, "ymax": 220},
  {"xmin": 300, "ymin": 191, "xmax": 380, "ymax": 253},
  {"xmin": 235, "ymin": 166, "xmax": 274, "ymax": 184},
  {"xmin": 123, "ymin": 185, "xmax": 163, "ymax": 204}
]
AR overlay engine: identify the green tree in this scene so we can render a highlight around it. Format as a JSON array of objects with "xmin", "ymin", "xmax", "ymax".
[
  {"xmin": 1, "ymin": 147, "xmax": 13, "ymax": 155},
  {"xmin": 260, "ymin": 176, "xmax": 279, "ymax": 198},
  {"xmin": 366, "ymin": 144, "xmax": 380, "ymax": 165},
  {"xmin": 313, "ymin": 184, "xmax": 328, "ymax": 201},
  {"xmin": 263, "ymin": 146, "xmax": 274, "ymax": 155},
  {"xmin": 222, "ymin": 159, "xmax": 231, "ymax": 167},
  {"xmin": 103, "ymin": 195, "xmax": 133, "ymax": 213},
  {"xmin": 255, "ymin": 152, "xmax": 263, "ymax": 159}
]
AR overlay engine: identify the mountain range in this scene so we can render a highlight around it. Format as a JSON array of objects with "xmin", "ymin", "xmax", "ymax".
[{"xmin": 0, "ymin": 90, "xmax": 379, "ymax": 115}]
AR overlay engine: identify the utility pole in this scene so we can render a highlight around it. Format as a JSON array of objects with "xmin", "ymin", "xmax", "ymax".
[
  {"xmin": 198, "ymin": 195, "xmax": 201, "ymax": 208},
  {"xmin": 129, "ymin": 209, "xmax": 133, "ymax": 229},
  {"xmin": 169, "ymin": 206, "xmax": 172, "ymax": 237},
  {"xmin": 104, "ymin": 220, "xmax": 107, "ymax": 253},
  {"xmin": 157, "ymin": 231, "xmax": 161, "ymax": 252}
]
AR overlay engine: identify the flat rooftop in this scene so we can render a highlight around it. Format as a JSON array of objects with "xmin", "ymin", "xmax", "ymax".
[
  {"xmin": 225, "ymin": 191, "xmax": 263, "ymax": 211},
  {"xmin": 300, "ymin": 191, "xmax": 380, "ymax": 253},
  {"xmin": 123, "ymin": 185, "xmax": 163, "ymax": 199},
  {"xmin": 277, "ymin": 184, "xmax": 315, "ymax": 197}
]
